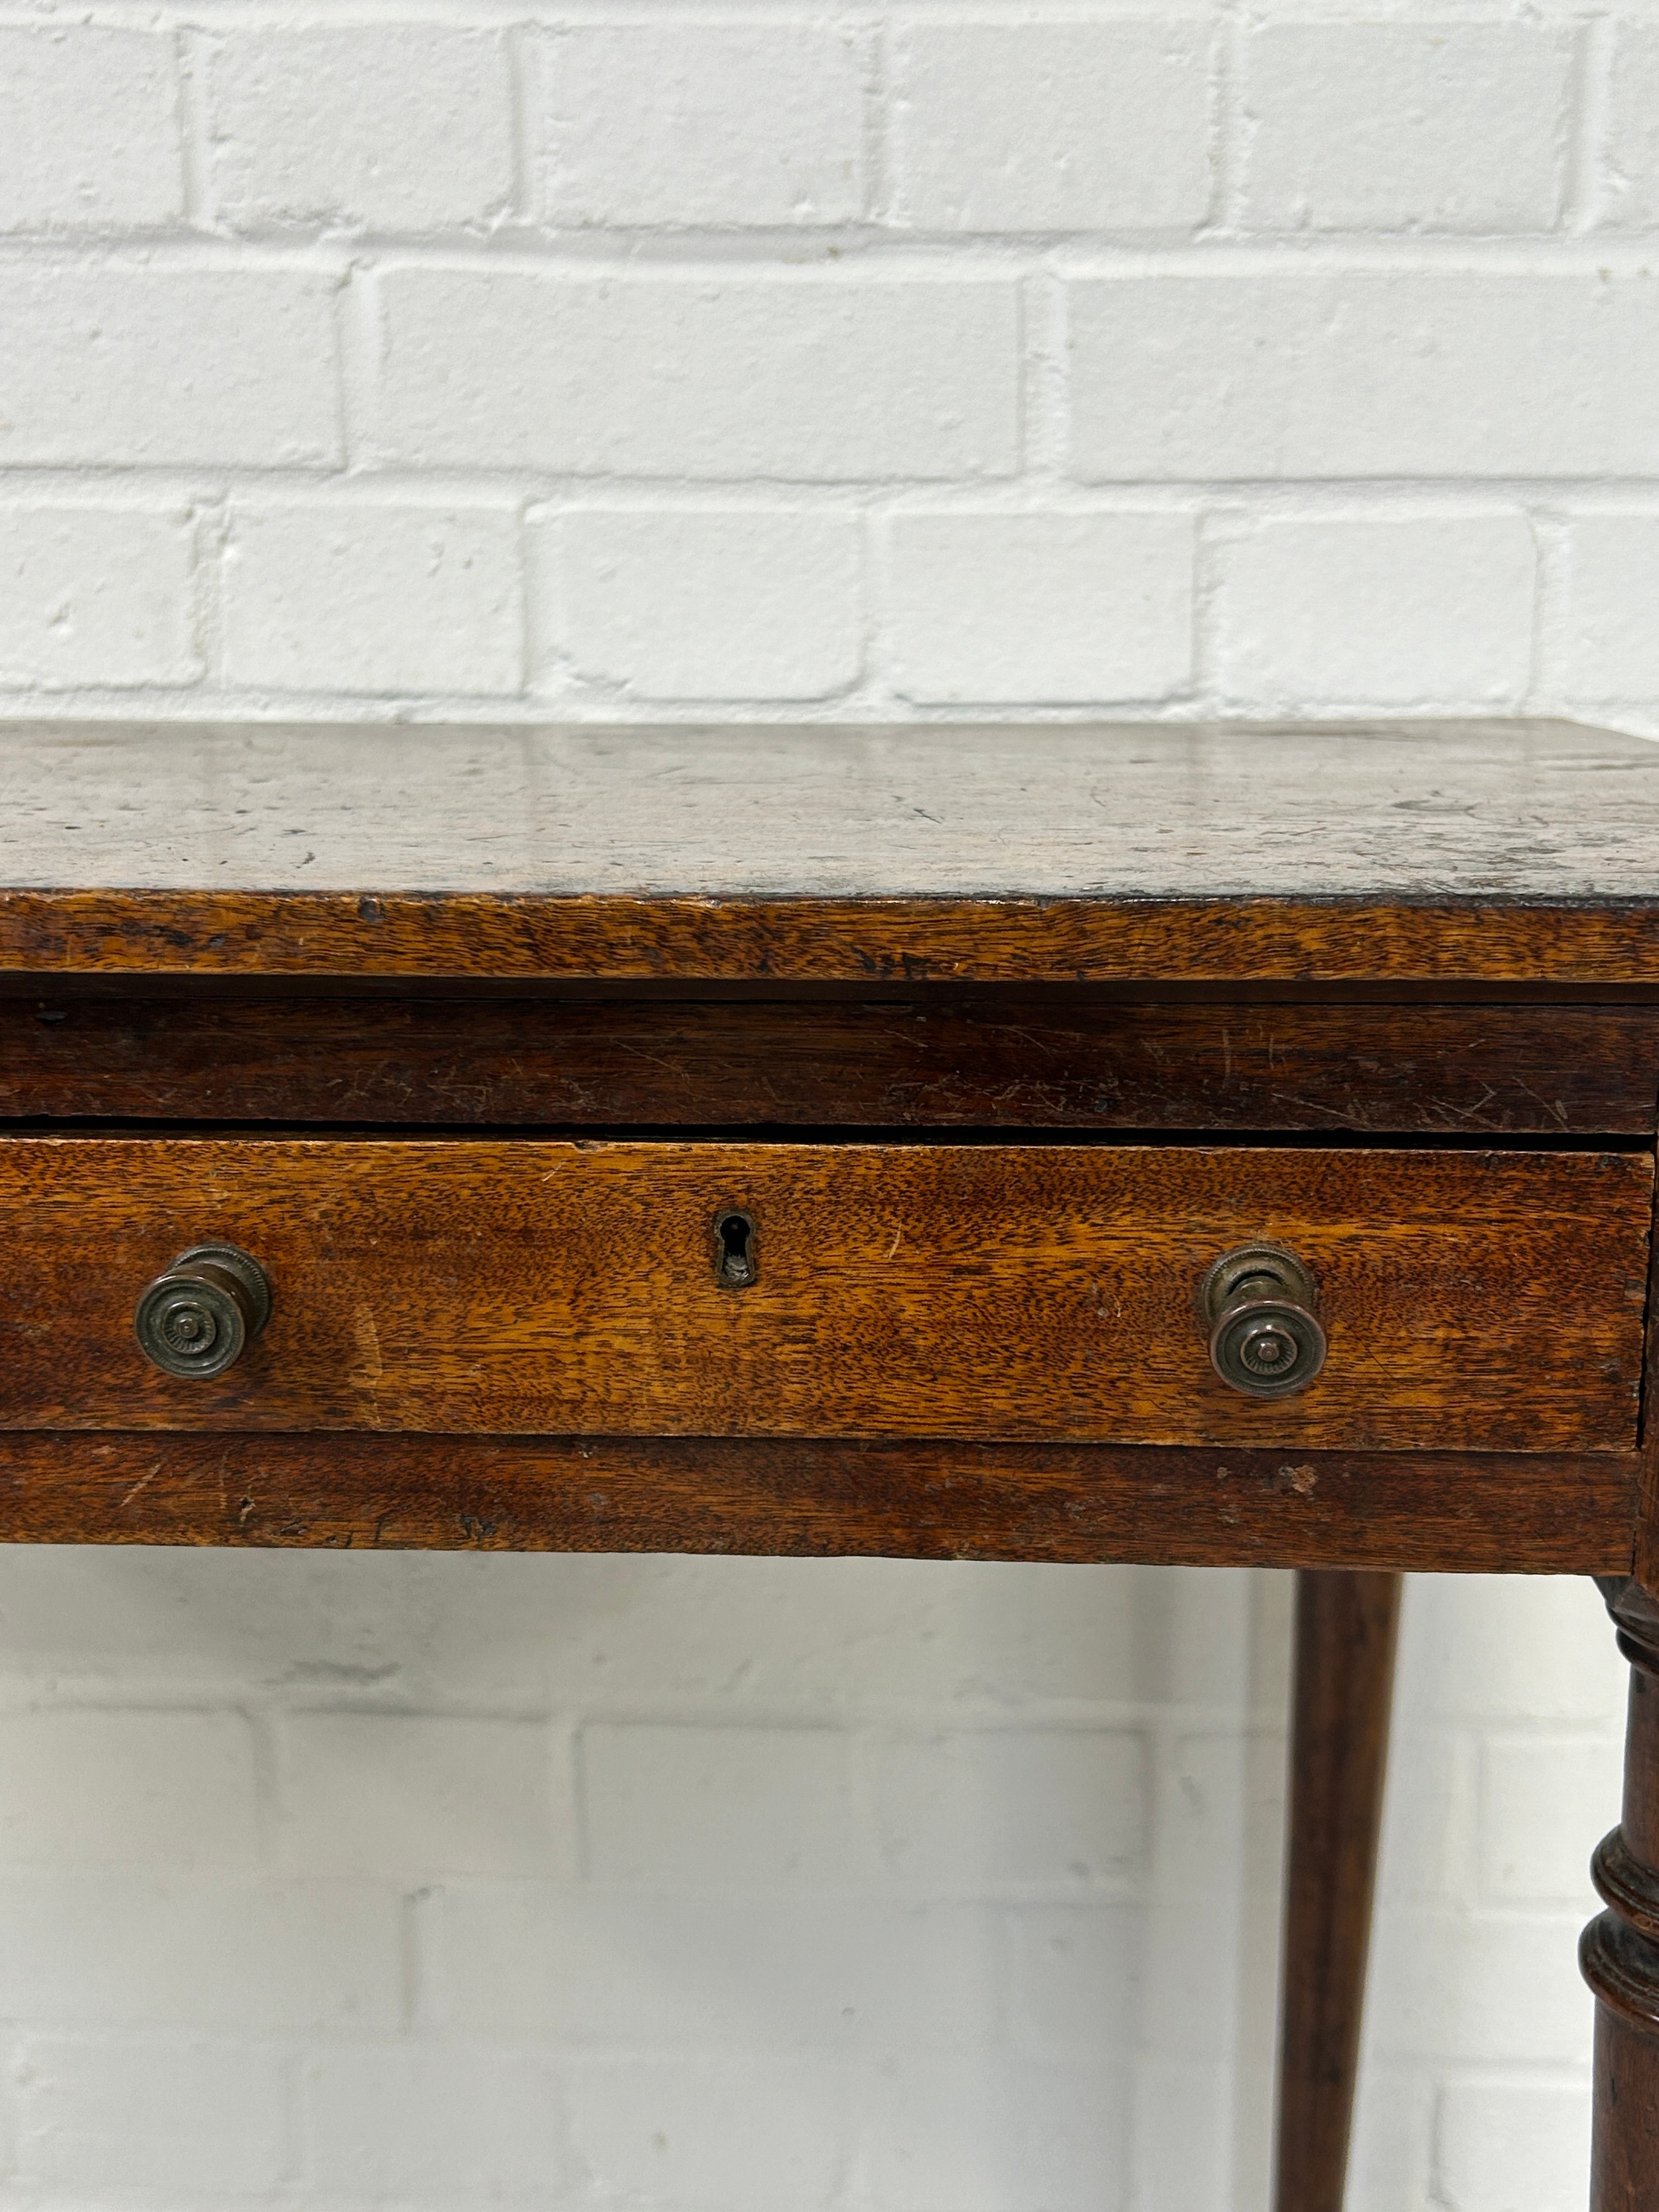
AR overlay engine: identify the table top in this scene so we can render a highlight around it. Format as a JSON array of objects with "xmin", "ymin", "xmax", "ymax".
[
  {"xmin": 1, "ymin": 717, "xmax": 1656, "ymax": 983},
  {"xmin": 0, "ymin": 717, "xmax": 1652, "ymax": 1580}
]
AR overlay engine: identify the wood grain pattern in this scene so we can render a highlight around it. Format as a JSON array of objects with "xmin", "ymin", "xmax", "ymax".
[
  {"xmin": 0, "ymin": 719, "xmax": 1656, "ymax": 983},
  {"xmin": 1591, "ymin": 2009, "xmax": 1659, "ymax": 2211},
  {"xmin": 0, "ymin": 1137, "xmax": 1647, "ymax": 1451},
  {"xmin": 1274, "ymin": 1571, "xmax": 1401, "ymax": 2212},
  {"xmin": 1585, "ymin": 1581, "xmax": 1659, "ymax": 2210},
  {"xmin": 5, "ymin": 992, "xmax": 1656, "ymax": 1135},
  {"xmin": 0, "ymin": 1431, "xmax": 1633, "ymax": 1573},
  {"xmin": 1630, "ymin": 1179, "xmax": 1659, "ymax": 1593},
  {"xmin": 8, "ymin": 887, "xmax": 1659, "ymax": 987}
]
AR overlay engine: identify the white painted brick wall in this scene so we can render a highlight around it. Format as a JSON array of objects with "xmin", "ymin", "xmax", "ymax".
[
  {"xmin": 1210, "ymin": 512, "xmax": 1536, "ymax": 712},
  {"xmin": 1555, "ymin": 514, "xmax": 1659, "ymax": 701},
  {"xmin": 0, "ymin": 502, "xmax": 200, "ymax": 691},
  {"xmin": 1607, "ymin": 25, "xmax": 1659, "ymax": 231},
  {"xmin": 0, "ymin": 1535, "xmax": 1629, "ymax": 2211},
  {"xmin": 538, "ymin": 25, "xmax": 870, "ymax": 229},
  {"xmin": 222, "ymin": 497, "xmax": 525, "ymax": 696},
  {"xmin": 1068, "ymin": 265, "xmax": 1659, "ymax": 482},
  {"xmin": 204, "ymin": 28, "xmax": 516, "ymax": 238},
  {"xmin": 883, "ymin": 510, "xmax": 1194, "ymax": 703},
  {"xmin": 890, "ymin": 23, "xmax": 1211, "ymax": 231},
  {"xmin": 1238, "ymin": 23, "xmax": 1573, "ymax": 234},
  {"xmin": 0, "ymin": 266, "xmax": 341, "ymax": 468},
  {"xmin": 549, "ymin": 506, "xmax": 864, "ymax": 700},
  {"xmin": 0, "ymin": 5, "xmax": 1650, "ymax": 2207},
  {"xmin": 0, "ymin": 29, "xmax": 182, "ymax": 232},
  {"xmin": 0, "ymin": 1555, "xmax": 1620, "ymax": 2211},
  {"xmin": 374, "ymin": 267, "xmax": 1022, "ymax": 479},
  {"xmin": 16, "ymin": 2038, "xmax": 291, "ymax": 2192}
]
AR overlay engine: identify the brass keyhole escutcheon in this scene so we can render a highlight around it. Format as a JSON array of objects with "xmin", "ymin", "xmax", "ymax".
[
  {"xmin": 135, "ymin": 1244, "xmax": 273, "ymax": 1380},
  {"xmin": 713, "ymin": 1208, "xmax": 758, "ymax": 1289},
  {"xmin": 1202, "ymin": 1243, "xmax": 1327, "ymax": 1400}
]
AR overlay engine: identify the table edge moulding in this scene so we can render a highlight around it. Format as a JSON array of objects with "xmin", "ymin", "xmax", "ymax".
[{"xmin": 1, "ymin": 714, "xmax": 1656, "ymax": 2212}]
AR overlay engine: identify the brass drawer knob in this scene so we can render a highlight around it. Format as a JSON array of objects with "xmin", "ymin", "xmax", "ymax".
[
  {"xmin": 1203, "ymin": 1243, "xmax": 1326, "ymax": 1399},
  {"xmin": 135, "ymin": 1244, "xmax": 272, "ymax": 1380}
]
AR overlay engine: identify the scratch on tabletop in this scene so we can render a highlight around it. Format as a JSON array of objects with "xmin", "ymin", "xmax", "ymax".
[{"xmin": 119, "ymin": 1465, "xmax": 159, "ymax": 1510}]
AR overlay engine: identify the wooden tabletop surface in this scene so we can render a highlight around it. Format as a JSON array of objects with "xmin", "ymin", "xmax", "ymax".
[
  {"xmin": 1, "ymin": 717, "xmax": 1656, "ymax": 982},
  {"xmin": 1, "ymin": 717, "xmax": 1654, "ymax": 896}
]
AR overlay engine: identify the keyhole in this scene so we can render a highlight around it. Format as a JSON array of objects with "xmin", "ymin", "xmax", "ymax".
[{"xmin": 714, "ymin": 1209, "xmax": 757, "ymax": 1289}]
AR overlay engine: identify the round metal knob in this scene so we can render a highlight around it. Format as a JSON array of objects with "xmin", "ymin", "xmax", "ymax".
[
  {"xmin": 135, "ymin": 1244, "xmax": 271, "ymax": 1380},
  {"xmin": 1202, "ymin": 1244, "xmax": 1326, "ymax": 1400}
]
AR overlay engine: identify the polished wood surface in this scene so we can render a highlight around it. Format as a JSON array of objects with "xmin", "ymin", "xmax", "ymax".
[
  {"xmin": 5, "ymin": 719, "xmax": 1654, "ymax": 895},
  {"xmin": 0, "ymin": 719, "xmax": 1655, "ymax": 981},
  {"xmin": 1585, "ymin": 1580, "xmax": 1659, "ymax": 2210},
  {"xmin": 1, "ymin": 717, "xmax": 1656, "ymax": 2209},
  {"xmin": 17, "ymin": 886, "xmax": 1659, "ymax": 984},
  {"xmin": 1591, "ymin": 2008, "xmax": 1659, "ymax": 2211},
  {"xmin": 0, "ymin": 1137, "xmax": 1647, "ymax": 1451},
  {"xmin": 0, "ymin": 1432, "xmax": 1631, "ymax": 1573},
  {"xmin": 1274, "ymin": 1570, "xmax": 1401, "ymax": 2212},
  {"xmin": 5, "ymin": 990, "xmax": 1656, "ymax": 1134}
]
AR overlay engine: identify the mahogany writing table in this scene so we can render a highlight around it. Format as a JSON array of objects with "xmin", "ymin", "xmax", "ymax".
[{"xmin": 1, "ymin": 715, "xmax": 1656, "ymax": 2209}]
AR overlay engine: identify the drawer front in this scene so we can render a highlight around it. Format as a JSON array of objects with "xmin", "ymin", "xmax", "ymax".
[{"xmin": 0, "ymin": 1139, "xmax": 1648, "ymax": 1452}]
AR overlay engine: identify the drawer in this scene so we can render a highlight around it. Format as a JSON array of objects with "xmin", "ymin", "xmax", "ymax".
[{"xmin": 0, "ymin": 1138, "xmax": 1649, "ymax": 1453}]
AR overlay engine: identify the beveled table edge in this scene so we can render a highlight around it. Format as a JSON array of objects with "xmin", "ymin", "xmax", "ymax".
[
  {"xmin": 3, "ymin": 889, "xmax": 1659, "ymax": 986},
  {"xmin": 0, "ymin": 1431, "xmax": 1634, "ymax": 1576}
]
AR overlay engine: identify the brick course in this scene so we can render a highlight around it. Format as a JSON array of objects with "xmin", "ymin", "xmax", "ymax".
[{"xmin": 0, "ymin": 11, "xmax": 1645, "ymax": 2206}]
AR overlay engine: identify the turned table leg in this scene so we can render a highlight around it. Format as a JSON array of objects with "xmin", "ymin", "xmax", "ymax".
[
  {"xmin": 1583, "ymin": 1577, "xmax": 1659, "ymax": 2209},
  {"xmin": 1272, "ymin": 1569, "xmax": 1402, "ymax": 2212}
]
